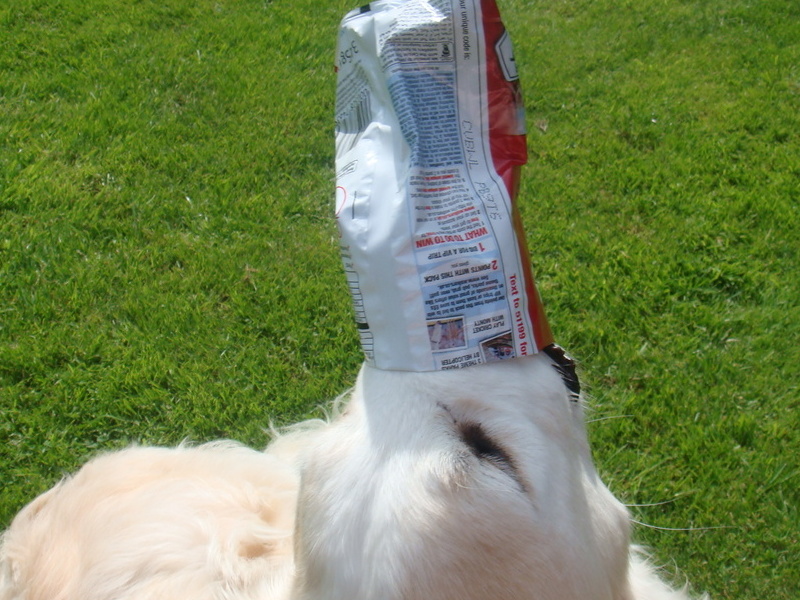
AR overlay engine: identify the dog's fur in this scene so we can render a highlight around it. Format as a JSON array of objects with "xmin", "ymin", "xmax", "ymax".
[{"xmin": 0, "ymin": 355, "xmax": 705, "ymax": 599}]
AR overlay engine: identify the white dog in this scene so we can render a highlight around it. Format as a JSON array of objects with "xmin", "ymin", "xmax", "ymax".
[{"xmin": 0, "ymin": 353, "xmax": 705, "ymax": 600}]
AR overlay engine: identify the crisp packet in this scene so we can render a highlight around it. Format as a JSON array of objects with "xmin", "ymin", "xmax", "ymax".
[{"xmin": 335, "ymin": 0, "xmax": 553, "ymax": 371}]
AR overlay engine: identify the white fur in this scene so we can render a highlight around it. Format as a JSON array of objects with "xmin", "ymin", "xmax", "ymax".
[{"xmin": 0, "ymin": 355, "xmax": 706, "ymax": 599}]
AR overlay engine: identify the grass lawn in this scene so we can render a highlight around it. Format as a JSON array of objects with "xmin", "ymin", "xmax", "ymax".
[{"xmin": 1, "ymin": 0, "xmax": 798, "ymax": 598}]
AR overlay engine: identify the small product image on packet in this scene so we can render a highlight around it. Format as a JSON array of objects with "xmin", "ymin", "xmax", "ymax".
[{"xmin": 335, "ymin": 0, "xmax": 553, "ymax": 371}]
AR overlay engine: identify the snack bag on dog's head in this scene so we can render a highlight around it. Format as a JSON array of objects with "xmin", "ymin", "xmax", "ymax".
[{"xmin": 335, "ymin": 0, "xmax": 553, "ymax": 371}]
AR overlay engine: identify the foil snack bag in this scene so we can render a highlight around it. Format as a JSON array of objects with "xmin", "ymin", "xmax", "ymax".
[{"xmin": 335, "ymin": 0, "xmax": 553, "ymax": 371}]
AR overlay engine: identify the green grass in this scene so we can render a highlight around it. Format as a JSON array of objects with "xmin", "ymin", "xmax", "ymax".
[{"xmin": 1, "ymin": 1, "xmax": 798, "ymax": 598}]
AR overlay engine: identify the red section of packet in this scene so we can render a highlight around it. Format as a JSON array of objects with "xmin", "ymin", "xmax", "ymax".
[{"xmin": 480, "ymin": 0, "xmax": 554, "ymax": 351}]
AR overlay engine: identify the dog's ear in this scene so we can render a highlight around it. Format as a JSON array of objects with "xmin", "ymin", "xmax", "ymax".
[{"xmin": 542, "ymin": 344, "xmax": 581, "ymax": 401}]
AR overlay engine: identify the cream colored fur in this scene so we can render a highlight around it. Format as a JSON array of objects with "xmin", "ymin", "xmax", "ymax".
[{"xmin": 0, "ymin": 355, "xmax": 706, "ymax": 600}]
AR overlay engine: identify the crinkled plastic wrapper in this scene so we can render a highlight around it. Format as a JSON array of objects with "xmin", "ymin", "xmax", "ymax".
[{"xmin": 335, "ymin": 0, "xmax": 553, "ymax": 371}]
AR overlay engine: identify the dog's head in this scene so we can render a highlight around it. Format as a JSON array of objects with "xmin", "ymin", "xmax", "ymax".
[{"xmin": 291, "ymin": 354, "xmax": 632, "ymax": 600}]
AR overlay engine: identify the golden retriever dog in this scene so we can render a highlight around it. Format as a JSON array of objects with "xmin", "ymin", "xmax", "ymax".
[{"xmin": 0, "ymin": 354, "xmax": 706, "ymax": 600}]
